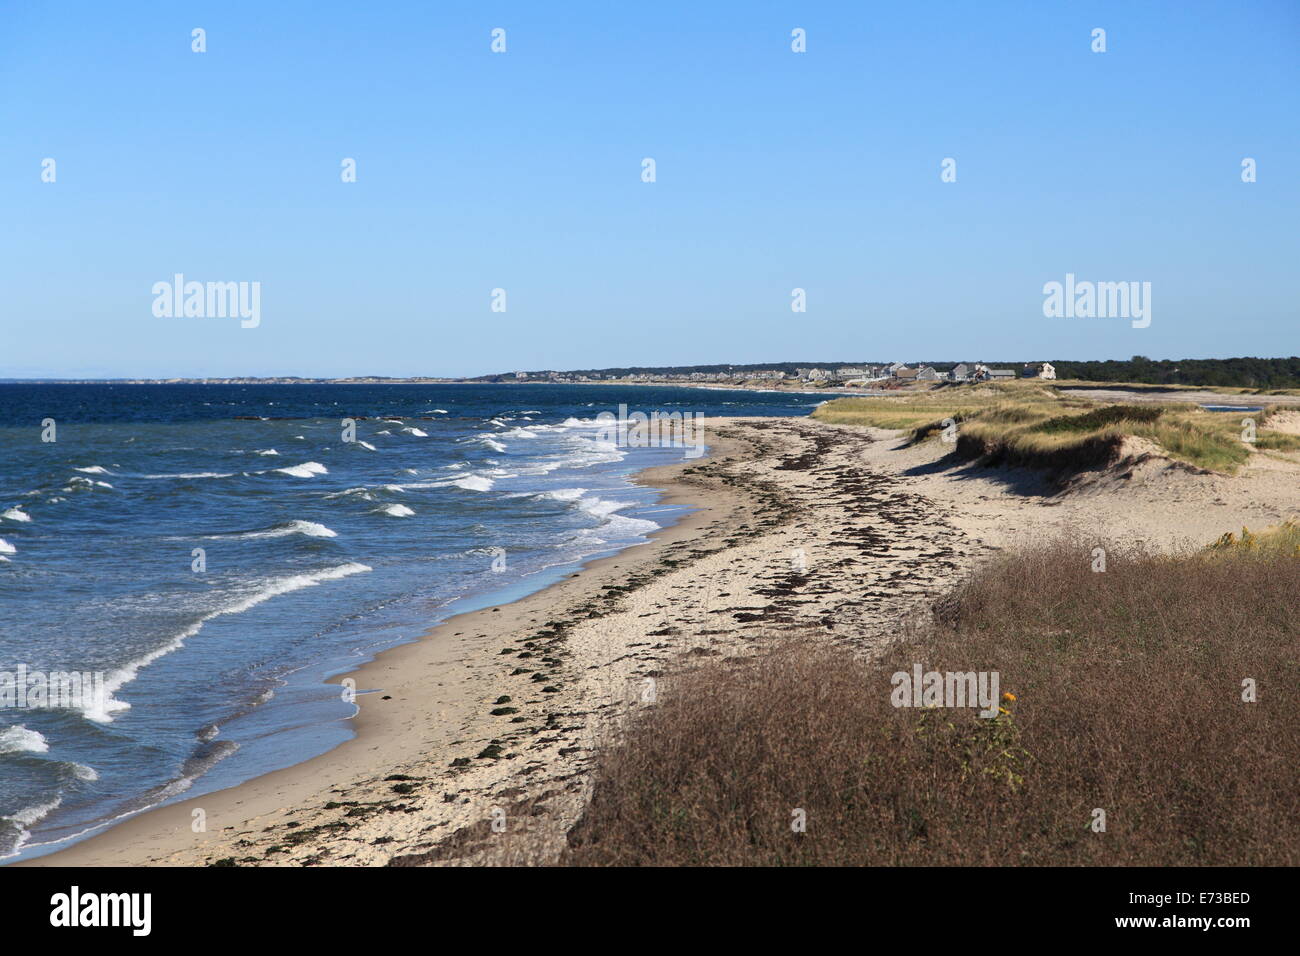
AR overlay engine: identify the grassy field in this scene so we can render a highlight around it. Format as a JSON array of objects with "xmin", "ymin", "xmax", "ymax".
[
  {"xmin": 560, "ymin": 534, "xmax": 1300, "ymax": 866},
  {"xmin": 811, "ymin": 381, "xmax": 1300, "ymax": 473}
]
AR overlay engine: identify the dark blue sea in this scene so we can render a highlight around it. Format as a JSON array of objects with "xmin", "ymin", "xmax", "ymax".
[{"xmin": 0, "ymin": 383, "xmax": 816, "ymax": 860}]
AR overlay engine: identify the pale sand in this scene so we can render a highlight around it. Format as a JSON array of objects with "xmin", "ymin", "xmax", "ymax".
[{"xmin": 23, "ymin": 416, "xmax": 1297, "ymax": 867}]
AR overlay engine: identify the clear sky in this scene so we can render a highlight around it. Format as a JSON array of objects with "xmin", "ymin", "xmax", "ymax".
[{"xmin": 2, "ymin": 0, "xmax": 1296, "ymax": 378}]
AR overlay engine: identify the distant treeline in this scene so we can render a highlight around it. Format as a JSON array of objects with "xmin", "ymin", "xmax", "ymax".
[{"xmin": 1042, "ymin": 356, "xmax": 1300, "ymax": 389}]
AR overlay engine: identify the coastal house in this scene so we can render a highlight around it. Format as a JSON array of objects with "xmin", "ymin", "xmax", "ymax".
[
  {"xmin": 1022, "ymin": 362, "xmax": 1057, "ymax": 380},
  {"xmin": 971, "ymin": 364, "xmax": 1015, "ymax": 382},
  {"xmin": 796, "ymin": 367, "xmax": 832, "ymax": 382},
  {"xmin": 951, "ymin": 363, "xmax": 971, "ymax": 381},
  {"xmin": 916, "ymin": 366, "xmax": 940, "ymax": 381},
  {"xmin": 894, "ymin": 366, "xmax": 919, "ymax": 382}
]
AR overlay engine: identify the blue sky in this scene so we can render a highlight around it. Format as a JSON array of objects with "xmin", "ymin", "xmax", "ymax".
[{"xmin": 2, "ymin": 0, "xmax": 1297, "ymax": 378}]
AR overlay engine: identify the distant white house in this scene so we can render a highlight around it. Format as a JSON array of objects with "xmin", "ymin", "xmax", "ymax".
[
  {"xmin": 951, "ymin": 363, "xmax": 971, "ymax": 381},
  {"xmin": 797, "ymin": 367, "xmax": 832, "ymax": 382},
  {"xmin": 1022, "ymin": 362, "xmax": 1057, "ymax": 380},
  {"xmin": 916, "ymin": 366, "xmax": 940, "ymax": 381}
]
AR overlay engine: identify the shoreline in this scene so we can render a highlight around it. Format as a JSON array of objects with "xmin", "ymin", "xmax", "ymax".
[
  {"xmin": 22, "ymin": 411, "xmax": 1295, "ymax": 866},
  {"xmin": 19, "ymin": 424, "xmax": 760, "ymax": 866}
]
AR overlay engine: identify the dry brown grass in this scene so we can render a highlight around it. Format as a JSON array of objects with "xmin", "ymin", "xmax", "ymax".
[{"xmin": 560, "ymin": 538, "xmax": 1299, "ymax": 866}]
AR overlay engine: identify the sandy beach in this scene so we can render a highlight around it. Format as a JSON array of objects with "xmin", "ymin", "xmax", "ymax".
[{"xmin": 23, "ymin": 414, "xmax": 1297, "ymax": 867}]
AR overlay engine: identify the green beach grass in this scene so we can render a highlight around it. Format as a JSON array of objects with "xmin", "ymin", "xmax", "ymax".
[{"xmin": 812, "ymin": 381, "xmax": 1300, "ymax": 474}]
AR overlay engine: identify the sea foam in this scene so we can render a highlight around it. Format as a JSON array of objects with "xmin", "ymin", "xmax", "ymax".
[
  {"xmin": 274, "ymin": 461, "xmax": 329, "ymax": 478},
  {"xmin": 0, "ymin": 725, "xmax": 48, "ymax": 754},
  {"xmin": 91, "ymin": 562, "xmax": 371, "ymax": 723}
]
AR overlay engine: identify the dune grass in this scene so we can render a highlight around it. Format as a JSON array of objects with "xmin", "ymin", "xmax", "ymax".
[
  {"xmin": 813, "ymin": 383, "xmax": 1298, "ymax": 474},
  {"xmin": 1208, "ymin": 518, "xmax": 1300, "ymax": 556},
  {"xmin": 560, "ymin": 535, "xmax": 1300, "ymax": 866}
]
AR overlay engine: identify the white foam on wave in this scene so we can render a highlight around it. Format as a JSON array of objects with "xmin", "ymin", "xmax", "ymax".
[
  {"xmin": 584, "ymin": 512, "xmax": 660, "ymax": 540},
  {"xmin": 225, "ymin": 563, "xmax": 371, "ymax": 616},
  {"xmin": 274, "ymin": 461, "xmax": 329, "ymax": 478},
  {"xmin": 2, "ymin": 796, "xmax": 60, "ymax": 833},
  {"xmin": 0, "ymin": 725, "xmax": 48, "ymax": 754},
  {"xmin": 401, "ymin": 426, "xmax": 429, "ymax": 437},
  {"xmin": 579, "ymin": 495, "xmax": 630, "ymax": 518},
  {"xmin": 0, "ymin": 795, "xmax": 64, "ymax": 858},
  {"xmin": 72, "ymin": 763, "xmax": 99, "ymax": 782},
  {"xmin": 545, "ymin": 436, "xmax": 626, "ymax": 471},
  {"xmin": 430, "ymin": 409, "xmax": 448, "ymax": 414},
  {"xmin": 2, "ymin": 507, "xmax": 30, "ymax": 523},
  {"xmin": 324, "ymin": 486, "xmax": 373, "ymax": 500},
  {"xmin": 377, "ymin": 504, "xmax": 415, "ymax": 517},
  {"xmin": 238, "ymin": 520, "xmax": 337, "ymax": 539},
  {"xmin": 356, "ymin": 441, "xmax": 377, "ymax": 451},
  {"xmin": 503, "ymin": 459, "xmax": 567, "ymax": 477},
  {"xmin": 391, "ymin": 473, "xmax": 495, "ymax": 492},
  {"xmin": 73, "ymin": 466, "xmax": 112, "ymax": 475},
  {"xmin": 143, "ymin": 471, "xmax": 237, "ymax": 480},
  {"xmin": 540, "ymin": 487, "xmax": 587, "ymax": 502},
  {"xmin": 0, "ymin": 538, "xmax": 15, "ymax": 554},
  {"xmin": 254, "ymin": 448, "xmax": 279, "ymax": 456},
  {"xmin": 89, "ymin": 562, "xmax": 372, "ymax": 723}
]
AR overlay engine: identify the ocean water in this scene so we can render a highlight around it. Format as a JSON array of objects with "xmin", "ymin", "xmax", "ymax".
[{"xmin": 0, "ymin": 383, "xmax": 816, "ymax": 861}]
